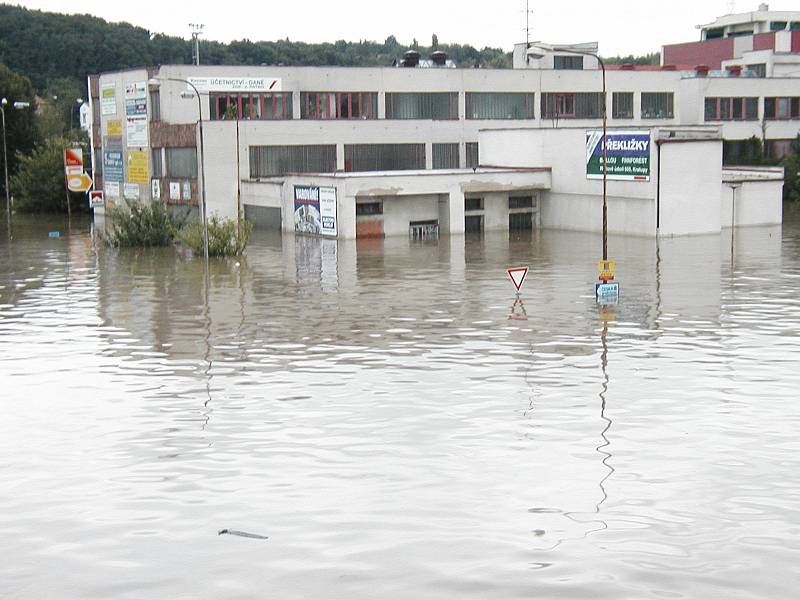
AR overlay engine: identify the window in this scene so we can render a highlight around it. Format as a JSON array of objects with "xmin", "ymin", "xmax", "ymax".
[
  {"xmin": 748, "ymin": 63, "xmax": 767, "ymax": 78},
  {"xmin": 705, "ymin": 27, "xmax": 725, "ymax": 39},
  {"xmin": 356, "ymin": 202, "xmax": 383, "ymax": 216},
  {"xmin": 554, "ymin": 55, "xmax": 583, "ymax": 70},
  {"xmin": 641, "ymin": 92, "xmax": 674, "ymax": 119},
  {"xmin": 465, "ymin": 142, "xmax": 479, "ymax": 168},
  {"xmin": 705, "ymin": 97, "xmax": 758, "ymax": 121},
  {"xmin": 385, "ymin": 93, "xmax": 458, "ymax": 119},
  {"xmin": 541, "ymin": 92, "xmax": 604, "ymax": 118},
  {"xmin": 791, "ymin": 22, "xmax": 800, "ymax": 32},
  {"xmin": 465, "ymin": 197, "xmax": 483, "ymax": 211},
  {"xmin": 466, "ymin": 93, "xmax": 535, "ymax": 119},
  {"xmin": 509, "ymin": 196, "xmax": 533, "ymax": 209},
  {"xmin": 165, "ymin": 148, "xmax": 197, "ymax": 178},
  {"xmin": 300, "ymin": 92, "xmax": 377, "ymax": 119},
  {"xmin": 249, "ymin": 145, "xmax": 336, "ymax": 177},
  {"xmin": 770, "ymin": 21, "xmax": 788, "ymax": 31},
  {"xmin": 210, "ymin": 92, "xmax": 292, "ymax": 120},
  {"xmin": 151, "ymin": 148, "xmax": 163, "ymax": 178},
  {"xmin": 764, "ymin": 97, "xmax": 800, "ymax": 120},
  {"xmin": 612, "ymin": 92, "xmax": 634, "ymax": 119},
  {"xmin": 149, "ymin": 90, "xmax": 160, "ymax": 122},
  {"xmin": 432, "ymin": 143, "xmax": 459, "ymax": 169},
  {"xmin": 344, "ymin": 144, "xmax": 425, "ymax": 171}
]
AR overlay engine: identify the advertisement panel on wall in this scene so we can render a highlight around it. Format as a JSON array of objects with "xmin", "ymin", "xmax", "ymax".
[
  {"xmin": 103, "ymin": 149, "xmax": 124, "ymax": 182},
  {"xmin": 101, "ymin": 83, "xmax": 116, "ymax": 115},
  {"xmin": 127, "ymin": 150, "xmax": 149, "ymax": 183},
  {"xmin": 294, "ymin": 185, "xmax": 337, "ymax": 237},
  {"xmin": 125, "ymin": 81, "xmax": 147, "ymax": 116},
  {"xmin": 586, "ymin": 130, "xmax": 651, "ymax": 182},
  {"xmin": 187, "ymin": 77, "xmax": 281, "ymax": 93},
  {"xmin": 126, "ymin": 116, "xmax": 148, "ymax": 147}
]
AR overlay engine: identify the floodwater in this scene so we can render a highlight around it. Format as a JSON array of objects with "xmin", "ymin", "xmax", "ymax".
[{"xmin": 1, "ymin": 212, "xmax": 799, "ymax": 599}]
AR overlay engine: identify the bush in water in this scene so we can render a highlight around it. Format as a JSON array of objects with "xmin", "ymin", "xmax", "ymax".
[{"xmin": 178, "ymin": 214, "xmax": 253, "ymax": 257}]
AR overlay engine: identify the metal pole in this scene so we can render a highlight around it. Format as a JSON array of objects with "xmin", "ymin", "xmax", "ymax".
[
  {"xmin": 1, "ymin": 100, "xmax": 9, "ymax": 234},
  {"xmin": 600, "ymin": 55, "xmax": 608, "ymax": 261},
  {"xmin": 182, "ymin": 79, "xmax": 209, "ymax": 263}
]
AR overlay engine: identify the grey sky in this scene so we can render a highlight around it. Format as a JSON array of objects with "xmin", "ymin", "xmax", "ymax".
[{"xmin": 10, "ymin": 1, "xmax": 799, "ymax": 56}]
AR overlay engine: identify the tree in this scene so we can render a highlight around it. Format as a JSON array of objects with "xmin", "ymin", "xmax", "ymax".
[
  {"xmin": 0, "ymin": 63, "xmax": 37, "ymax": 201},
  {"xmin": 432, "ymin": 34, "xmax": 439, "ymax": 50},
  {"xmin": 782, "ymin": 135, "xmax": 800, "ymax": 203},
  {"xmin": 10, "ymin": 135, "xmax": 86, "ymax": 213}
]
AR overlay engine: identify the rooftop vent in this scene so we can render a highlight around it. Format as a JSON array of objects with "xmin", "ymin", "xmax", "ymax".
[
  {"xmin": 402, "ymin": 50, "xmax": 420, "ymax": 67},
  {"xmin": 430, "ymin": 50, "xmax": 448, "ymax": 66},
  {"xmin": 695, "ymin": 64, "xmax": 710, "ymax": 77},
  {"xmin": 759, "ymin": 3, "xmax": 769, "ymax": 11},
  {"xmin": 726, "ymin": 64, "xmax": 742, "ymax": 77}
]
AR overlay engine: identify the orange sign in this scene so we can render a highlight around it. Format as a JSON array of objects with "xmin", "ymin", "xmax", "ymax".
[
  {"xmin": 597, "ymin": 259, "xmax": 615, "ymax": 282},
  {"xmin": 67, "ymin": 172, "xmax": 93, "ymax": 193},
  {"xmin": 64, "ymin": 148, "xmax": 83, "ymax": 168}
]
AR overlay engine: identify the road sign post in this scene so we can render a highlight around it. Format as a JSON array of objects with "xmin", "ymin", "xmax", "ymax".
[{"xmin": 507, "ymin": 267, "xmax": 529, "ymax": 294}]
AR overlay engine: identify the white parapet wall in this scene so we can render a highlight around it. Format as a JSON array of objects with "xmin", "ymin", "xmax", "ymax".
[
  {"xmin": 479, "ymin": 126, "xmax": 745, "ymax": 236},
  {"xmin": 721, "ymin": 167, "xmax": 785, "ymax": 227}
]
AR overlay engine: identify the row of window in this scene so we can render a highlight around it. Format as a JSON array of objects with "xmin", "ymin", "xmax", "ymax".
[
  {"xmin": 704, "ymin": 96, "xmax": 800, "ymax": 121},
  {"xmin": 206, "ymin": 91, "xmax": 678, "ymax": 121},
  {"xmin": 249, "ymin": 143, "xmax": 480, "ymax": 177}
]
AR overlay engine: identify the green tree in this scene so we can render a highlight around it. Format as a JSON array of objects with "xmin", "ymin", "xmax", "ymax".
[
  {"xmin": 0, "ymin": 63, "xmax": 37, "ymax": 201},
  {"xmin": 10, "ymin": 135, "xmax": 85, "ymax": 214}
]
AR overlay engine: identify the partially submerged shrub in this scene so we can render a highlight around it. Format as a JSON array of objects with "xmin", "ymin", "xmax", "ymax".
[
  {"xmin": 105, "ymin": 200, "xmax": 179, "ymax": 247},
  {"xmin": 178, "ymin": 215, "xmax": 253, "ymax": 257}
]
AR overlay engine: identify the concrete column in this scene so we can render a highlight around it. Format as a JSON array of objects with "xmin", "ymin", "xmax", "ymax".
[
  {"xmin": 338, "ymin": 191, "xmax": 357, "ymax": 239},
  {"xmin": 425, "ymin": 142, "xmax": 433, "ymax": 170},
  {"xmin": 336, "ymin": 143, "xmax": 345, "ymax": 171},
  {"xmin": 443, "ymin": 187, "xmax": 465, "ymax": 234},
  {"xmin": 292, "ymin": 92, "xmax": 301, "ymax": 120}
]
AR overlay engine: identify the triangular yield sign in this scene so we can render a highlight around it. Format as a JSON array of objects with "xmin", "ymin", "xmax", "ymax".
[{"xmin": 507, "ymin": 267, "xmax": 529, "ymax": 292}]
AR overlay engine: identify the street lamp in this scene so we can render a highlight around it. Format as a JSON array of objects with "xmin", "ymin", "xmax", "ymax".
[
  {"xmin": 2, "ymin": 97, "xmax": 31, "ymax": 233},
  {"xmin": 528, "ymin": 44, "xmax": 609, "ymax": 262},
  {"xmin": 69, "ymin": 97, "xmax": 83, "ymax": 131},
  {"xmin": 147, "ymin": 76, "xmax": 208, "ymax": 262}
]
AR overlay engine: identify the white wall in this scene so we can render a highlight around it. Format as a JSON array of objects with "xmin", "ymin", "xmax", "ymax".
[
  {"xmin": 720, "ymin": 173, "xmax": 784, "ymax": 227},
  {"xmin": 658, "ymin": 139, "xmax": 722, "ymax": 235},
  {"xmin": 202, "ymin": 122, "xmax": 239, "ymax": 220}
]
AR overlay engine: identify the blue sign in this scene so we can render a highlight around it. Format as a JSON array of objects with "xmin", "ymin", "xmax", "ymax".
[
  {"xmin": 48, "ymin": 231, "xmax": 60, "ymax": 238},
  {"xmin": 586, "ymin": 130, "xmax": 651, "ymax": 181},
  {"xmin": 103, "ymin": 150, "xmax": 124, "ymax": 182},
  {"xmin": 596, "ymin": 281, "xmax": 620, "ymax": 304}
]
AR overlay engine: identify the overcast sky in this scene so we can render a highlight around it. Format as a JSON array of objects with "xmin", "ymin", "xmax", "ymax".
[{"xmin": 10, "ymin": 1, "xmax": 799, "ymax": 56}]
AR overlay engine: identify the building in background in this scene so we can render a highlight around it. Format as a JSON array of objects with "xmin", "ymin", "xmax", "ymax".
[{"xmin": 88, "ymin": 5, "xmax": 791, "ymax": 239}]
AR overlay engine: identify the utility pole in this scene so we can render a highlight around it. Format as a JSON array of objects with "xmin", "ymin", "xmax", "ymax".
[{"xmin": 190, "ymin": 23, "xmax": 204, "ymax": 66}]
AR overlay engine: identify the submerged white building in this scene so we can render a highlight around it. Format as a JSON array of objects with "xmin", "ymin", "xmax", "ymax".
[{"xmin": 89, "ymin": 5, "xmax": 792, "ymax": 239}]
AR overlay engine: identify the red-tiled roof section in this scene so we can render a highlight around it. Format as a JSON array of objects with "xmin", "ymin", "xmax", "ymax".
[{"xmin": 605, "ymin": 65, "xmax": 694, "ymax": 71}]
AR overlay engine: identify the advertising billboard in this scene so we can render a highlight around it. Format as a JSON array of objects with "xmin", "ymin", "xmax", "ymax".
[
  {"xmin": 294, "ymin": 185, "xmax": 337, "ymax": 237},
  {"xmin": 586, "ymin": 130, "xmax": 651, "ymax": 182}
]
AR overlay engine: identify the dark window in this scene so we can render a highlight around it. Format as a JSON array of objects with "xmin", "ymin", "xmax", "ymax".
[
  {"xmin": 432, "ymin": 143, "xmax": 459, "ymax": 169},
  {"xmin": 612, "ymin": 92, "xmax": 634, "ymax": 119},
  {"xmin": 541, "ymin": 92, "xmax": 604, "ymax": 118},
  {"xmin": 151, "ymin": 148, "xmax": 163, "ymax": 178},
  {"xmin": 385, "ymin": 93, "xmax": 458, "ymax": 119},
  {"xmin": 465, "ymin": 93, "xmax": 535, "ymax": 119},
  {"xmin": 165, "ymin": 148, "xmax": 197, "ymax": 178},
  {"xmin": 249, "ymin": 145, "xmax": 336, "ymax": 177},
  {"xmin": 149, "ymin": 90, "xmax": 160, "ymax": 122},
  {"xmin": 465, "ymin": 197, "xmax": 483, "ymax": 211},
  {"xmin": 465, "ymin": 215, "xmax": 483, "ymax": 232},
  {"xmin": 748, "ymin": 63, "xmax": 767, "ymax": 77},
  {"xmin": 509, "ymin": 212, "xmax": 533, "ymax": 230},
  {"xmin": 705, "ymin": 27, "xmax": 725, "ymax": 39},
  {"xmin": 764, "ymin": 97, "xmax": 800, "ymax": 120},
  {"xmin": 641, "ymin": 92, "xmax": 674, "ymax": 119},
  {"xmin": 465, "ymin": 142, "xmax": 479, "ymax": 168},
  {"xmin": 791, "ymin": 22, "xmax": 800, "ymax": 32},
  {"xmin": 344, "ymin": 144, "xmax": 425, "ymax": 172},
  {"xmin": 509, "ymin": 196, "xmax": 533, "ymax": 209},
  {"xmin": 300, "ymin": 92, "xmax": 377, "ymax": 119},
  {"xmin": 770, "ymin": 21, "xmax": 788, "ymax": 31},
  {"xmin": 356, "ymin": 202, "xmax": 383, "ymax": 215},
  {"xmin": 728, "ymin": 30, "xmax": 754, "ymax": 38},
  {"xmin": 210, "ymin": 92, "xmax": 292, "ymax": 120},
  {"xmin": 724, "ymin": 138, "xmax": 769, "ymax": 165},
  {"xmin": 705, "ymin": 97, "xmax": 758, "ymax": 121},
  {"xmin": 554, "ymin": 55, "xmax": 584, "ymax": 70}
]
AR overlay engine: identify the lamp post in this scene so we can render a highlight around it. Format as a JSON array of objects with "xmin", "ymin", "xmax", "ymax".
[
  {"xmin": 2, "ymin": 98, "xmax": 31, "ymax": 234},
  {"xmin": 147, "ymin": 77, "xmax": 209, "ymax": 262},
  {"xmin": 69, "ymin": 97, "xmax": 83, "ymax": 131},
  {"xmin": 528, "ymin": 45, "xmax": 609, "ymax": 261}
]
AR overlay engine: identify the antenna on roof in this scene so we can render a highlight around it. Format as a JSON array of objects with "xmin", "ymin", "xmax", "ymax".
[
  {"xmin": 189, "ymin": 23, "xmax": 204, "ymax": 66},
  {"xmin": 726, "ymin": 0, "xmax": 736, "ymax": 14},
  {"xmin": 524, "ymin": 0, "xmax": 534, "ymax": 48}
]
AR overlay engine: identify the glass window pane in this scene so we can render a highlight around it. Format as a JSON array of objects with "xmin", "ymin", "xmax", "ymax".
[
  {"xmin": 432, "ymin": 143, "xmax": 459, "ymax": 169},
  {"xmin": 344, "ymin": 144, "xmax": 425, "ymax": 171}
]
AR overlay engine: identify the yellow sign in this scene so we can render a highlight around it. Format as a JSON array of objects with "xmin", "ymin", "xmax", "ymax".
[
  {"xmin": 127, "ymin": 150, "xmax": 149, "ymax": 184},
  {"xmin": 597, "ymin": 259, "xmax": 615, "ymax": 282},
  {"xmin": 107, "ymin": 119, "xmax": 122, "ymax": 136}
]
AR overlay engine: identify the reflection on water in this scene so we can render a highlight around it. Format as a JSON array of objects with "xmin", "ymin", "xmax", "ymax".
[{"xmin": 1, "ymin": 213, "xmax": 800, "ymax": 599}]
